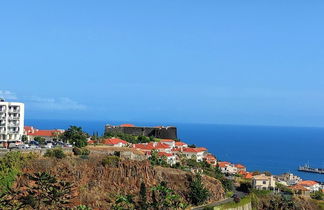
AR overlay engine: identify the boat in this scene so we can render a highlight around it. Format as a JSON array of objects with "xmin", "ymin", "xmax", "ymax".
[{"xmin": 298, "ymin": 164, "xmax": 324, "ymax": 174}]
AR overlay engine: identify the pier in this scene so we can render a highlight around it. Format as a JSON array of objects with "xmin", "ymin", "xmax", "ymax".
[{"xmin": 298, "ymin": 164, "xmax": 324, "ymax": 174}]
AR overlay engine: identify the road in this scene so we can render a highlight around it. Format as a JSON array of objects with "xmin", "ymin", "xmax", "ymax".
[{"xmin": 191, "ymin": 189, "xmax": 247, "ymax": 210}]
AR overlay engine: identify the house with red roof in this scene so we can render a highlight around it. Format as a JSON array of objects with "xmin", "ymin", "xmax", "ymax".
[
  {"xmin": 288, "ymin": 184, "xmax": 310, "ymax": 196},
  {"xmin": 174, "ymin": 141, "xmax": 188, "ymax": 149},
  {"xmin": 160, "ymin": 139, "xmax": 175, "ymax": 148},
  {"xmin": 218, "ymin": 161, "xmax": 238, "ymax": 174},
  {"xmin": 158, "ymin": 152, "xmax": 177, "ymax": 165},
  {"xmin": 102, "ymin": 138, "xmax": 128, "ymax": 147},
  {"xmin": 181, "ymin": 147, "xmax": 207, "ymax": 162},
  {"xmin": 204, "ymin": 154, "xmax": 217, "ymax": 166},
  {"xmin": 235, "ymin": 164, "xmax": 246, "ymax": 172},
  {"xmin": 133, "ymin": 143, "xmax": 155, "ymax": 152},
  {"xmin": 298, "ymin": 180, "xmax": 321, "ymax": 192},
  {"xmin": 24, "ymin": 126, "xmax": 64, "ymax": 141}
]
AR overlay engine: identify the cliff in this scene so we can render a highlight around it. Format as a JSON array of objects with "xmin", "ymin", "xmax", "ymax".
[{"xmin": 17, "ymin": 155, "xmax": 225, "ymax": 209}]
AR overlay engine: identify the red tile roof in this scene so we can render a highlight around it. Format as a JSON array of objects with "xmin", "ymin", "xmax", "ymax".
[
  {"xmin": 205, "ymin": 154, "xmax": 216, "ymax": 160},
  {"xmin": 298, "ymin": 180, "xmax": 318, "ymax": 186},
  {"xmin": 175, "ymin": 142, "xmax": 187, "ymax": 146},
  {"xmin": 24, "ymin": 126, "xmax": 34, "ymax": 133},
  {"xmin": 160, "ymin": 139, "xmax": 175, "ymax": 142},
  {"xmin": 182, "ymin": 147, "xmax": 207, "ymax": 153},
  {"xmin": 218, "ymin": 161, "xmax": 230, "ymax": 168},
  {"xmin": 244, "ymin": 173, "xmax": 253, "ymax": 179},
  {"xmin": 28, "ymin": 130, "xmax": 62, "ymax": 137},
  {"xmin": 289, "ymin": 184, "xmax": 309, "ymax": 191},
  {"xmin": 133, "ymin": 144, "xmax": 155, "ymax": 150},
  {"xmin": 158, "ymin": 152, "xmax": 174, "ymax": 157},
  {"xmin": 102, "ymin": 138, "xmax": 127, "ymax": 145},
  {"xmin": 120, "ymin": 124, "xmax": 135, "ymax": 127},
  {"xmin": 87, "ymin": 140, "xmax": 95, "ymax": 144},
  {"xmin": 235, "ymin": 164, "xmax": 246, "ymax": 169}
]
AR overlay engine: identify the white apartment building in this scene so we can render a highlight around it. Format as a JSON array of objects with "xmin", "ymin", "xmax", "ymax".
[{"xmin": 0, "ymin": 99, "xmax": 25, "ymax": 144}]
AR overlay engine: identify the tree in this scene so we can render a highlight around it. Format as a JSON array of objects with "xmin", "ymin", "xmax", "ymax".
[
  {"xmin": 21, "ymin": 135, "xmax": 28, "ymax": 143},
  {"xmin": 150, "ymin": 181, "xmax": 188, "ymax": 209},
  {"xmin": 138, "ymin": 182, "xmax": 148, "ymax": 209},
  {"xmin": 188, "ymin": 175, "xmax": 210, "ymax": 205},
  {"xmin": 0, "ymin": 172, "xmax": 74, "ymax": 209},
  {"xmin": 60, "ymin": 126, "xmax": 88, "ymax": 148},
  {"xmin": 34, "ymin": 136, "xmax": 46, "ymax": 145}
]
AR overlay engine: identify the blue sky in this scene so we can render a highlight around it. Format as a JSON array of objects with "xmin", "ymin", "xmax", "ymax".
[{"xmin": 1, "ymin": 1, "xmax": 324, "ymax": 126}]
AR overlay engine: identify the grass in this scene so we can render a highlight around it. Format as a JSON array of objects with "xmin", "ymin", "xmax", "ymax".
[{"xmin": 215, "ymin": 196, "xmax": 251, "ymax": 210}]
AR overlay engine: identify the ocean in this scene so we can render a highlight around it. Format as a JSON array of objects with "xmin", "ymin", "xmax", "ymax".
[{"xmin": 25, "ymin": 119, "xmax": 324, "ymax": 182}]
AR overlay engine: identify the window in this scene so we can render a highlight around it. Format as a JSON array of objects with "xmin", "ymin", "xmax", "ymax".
[{"xmin": 263, "ymin": 181, "xmax": 266, "ymax": 184}]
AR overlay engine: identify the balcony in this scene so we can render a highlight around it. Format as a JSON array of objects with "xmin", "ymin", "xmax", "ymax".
[
  {"xmin": 8, "ymin": 129, "xmax": 19, "ymax": 134},
  {"xmin": 8, "ymin": 109, "xmax": 20, "ymax": 113},
  {"xmin": 8, "ymin": 123, "xmax": 19, "ymax": 127}
]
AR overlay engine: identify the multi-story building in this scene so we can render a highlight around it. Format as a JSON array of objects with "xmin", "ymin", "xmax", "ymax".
[{"xmin": 0, "ymin": 99, "xmax": 24, "ymax": 146}]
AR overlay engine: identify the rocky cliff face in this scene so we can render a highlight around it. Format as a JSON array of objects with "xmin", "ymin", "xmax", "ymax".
[{"xmin": 18, "ymin": 156, "xmax": 225, "ymax": 209}]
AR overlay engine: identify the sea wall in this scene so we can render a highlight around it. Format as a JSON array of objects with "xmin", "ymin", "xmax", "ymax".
[{"xmin": 105, "ymin": 125, "xmax": 178, "ymax": 139}]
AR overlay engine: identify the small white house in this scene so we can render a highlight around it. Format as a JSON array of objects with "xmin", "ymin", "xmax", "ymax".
[
  {"xmin": 182, "ymin": 147, "xmax": 207, "ymax": 162},
  {"xmin": 298, "ymin": 180, "xmax": 321, "ymax": 192}
]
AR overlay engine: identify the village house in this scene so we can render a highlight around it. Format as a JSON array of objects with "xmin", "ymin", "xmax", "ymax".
[
  {"xmin": 158, "ymin": 152, "xmax": 177, "ymax": 165},
  {"xmin": 174, "ymin": 141, "xmax": 188, "ymax": 149},
  {"xmin": 181, "ymin": 147, "xmax": 207, "ymax": 162},
  {"xmin": 133, "ymin": 142, "xmax": 172, "ymax": 153},
  {"xmin": 204, "ymin": 154, "xmax": 217, "ymax": 166},
  {"xmin": 160, "ymin": 139, "xmax": 175, "ymax": 148},
  {"xmin": 218, "ymin": 161, "xmax": 238, "ymax": 174},
  {"xmin": 298, "ymin": 180, "xmax": 321, "ymax": 192},
  {"xmin": 252, "ymin": 174, "xmax": 276, "ymax": 190},
  {"xmin": 102, "ymin": 138, "xmax": 128, "ymax": 147},
  {"xmin": 24, "ymin": 126, "xmax": 64, "ymax": 141},
  {"xmin": 235, "ymin": 164, "xmax": 246, "ymax": 172},
  {"xmin": 276, "ymin": 173, "xmax": 302, "ymax": 186},
  {"xmin": 288, "ymin": 184, "xmax": 310, "ymax": 196}
]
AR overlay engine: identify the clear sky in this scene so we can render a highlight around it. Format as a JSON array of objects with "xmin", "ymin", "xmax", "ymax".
[{"xmin": 1, "ymin": 1, "xmax": 324, "ymax": 127}]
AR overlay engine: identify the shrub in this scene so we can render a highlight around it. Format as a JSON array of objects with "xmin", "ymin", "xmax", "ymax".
[
  {"xmin": 101, "ymin": 156, "xmax": 120, "ymax": 167},
  {"xmin": 73, "ymin": 148, "xmax": 90, "ymax": 156},
  {"xmin": 44, "ymin": 148, "xmax": 66, "ymax": 159},
  {"xmin": 72, "ymin": 147, "xmax": 82, "ymax": 156}
]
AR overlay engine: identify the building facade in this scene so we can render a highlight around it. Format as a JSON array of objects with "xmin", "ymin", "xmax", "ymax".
[{"xmin": 0, "ymin": 100, "xmax": 25, "ymax": 143}]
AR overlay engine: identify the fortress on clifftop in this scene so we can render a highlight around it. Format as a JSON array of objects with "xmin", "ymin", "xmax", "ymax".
[{"xmin": 105, "ymin": 124, "xmax": 177, "ymax": 139}]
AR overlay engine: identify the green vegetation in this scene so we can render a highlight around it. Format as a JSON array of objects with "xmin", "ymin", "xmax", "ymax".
[
  {"xmin": 148, "ymin": 150, "xmax": 168, "ymax": 167},
  {"xmin": 112, "ymin": 181, "xmax": 188, "ymax": 210},
  {"xmin": 101, "ymin": 155, "xmax": 121, "ymax": 167},
  {"xmin": 139, "ymin": 182, "xmax": 148, "ymax": 210},
  {"xmin": 0, "ymin": 172, "xmax": 73, "ymax": 209},
  {"xmin": 60, "ymin": 126, "xmax": 88, "ymax": 148},
  {"xmin": 44, "ymin": 148, "xmax": 66, "ymax": 159},
  {"xmin": 276, "ymin": 183, "xmax": 293, "ymax": 195},
  {"xmin": 72, "ymin": 147, "xmax": 90, "ymax": 156},
  {"xmin": 311, "ymin": 190, "xmax": 324, "ymax": 200},
  {"xmin": 150, "ymin": 181, "xmax": 188, "ymax": 209},
  {"xmin": 34, "ymin": 136, "xmax": 46, "ymax": 145},
  {"xmin": 21, "ymin": 135, "xmax": 28, "ymax": 142},
  {"xmin": 216, "ymin": 196, "xmax": 251, "ymax": 209},
  {"xmin": 0, "ymin": 152, "xmax": 29, "ymax": 193},
  {"xmin": 188, "ymin": 175, "xmax": 210, "ymax": 205}
]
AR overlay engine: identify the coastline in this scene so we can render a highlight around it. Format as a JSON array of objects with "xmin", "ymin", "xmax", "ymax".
[{"xmin": 25, "ymin": 119, "xmax": 324, "ymax": 182}]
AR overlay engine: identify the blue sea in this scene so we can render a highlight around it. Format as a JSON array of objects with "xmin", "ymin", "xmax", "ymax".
[{"xmin": 26, "ymin": 119, "xmax": 324, "ymax": 182}]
